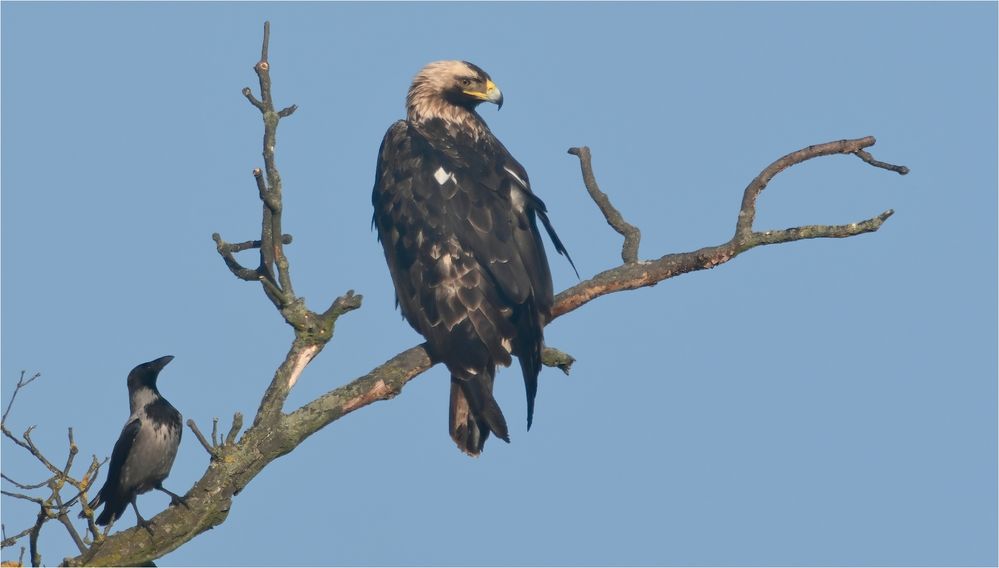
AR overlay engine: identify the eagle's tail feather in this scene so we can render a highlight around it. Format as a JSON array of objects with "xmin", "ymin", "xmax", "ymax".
[
  {"xmin": 449, "ymin": 369, "xmax": 509, "ymax": 456},
  {"xmin": 520, "ymin": 345, "xmax": 542, "ymax": 431}
]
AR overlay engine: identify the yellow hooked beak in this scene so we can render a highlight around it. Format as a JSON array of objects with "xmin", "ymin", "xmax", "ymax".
[{"xmin": 463, "ymin": 79, "xmax": 504, "ymax": 109}]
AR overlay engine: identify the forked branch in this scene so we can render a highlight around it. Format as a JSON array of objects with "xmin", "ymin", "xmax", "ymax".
[
  {"xmin": 285, "ymin": 137, "xmax": 906, "ymax": 431},
  {"xmin": 56, "ymin": 22, "xmax": 908, "ymax": 567},
  {"xmin": 1, "ymin": 374, "xmax": 107, "ymax": 566}
]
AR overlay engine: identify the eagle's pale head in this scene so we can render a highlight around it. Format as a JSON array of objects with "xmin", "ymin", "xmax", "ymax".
[{"xmin": 406, "ymin": 60, "xmax": 503, "ymax": 132}]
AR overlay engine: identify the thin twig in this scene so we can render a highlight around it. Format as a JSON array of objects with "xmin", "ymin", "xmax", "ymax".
[
  {"xmin": 0, "ymin": 491, "xmax": 44, "ymax": 504},
  {"xmin": 854, "ymin": 148, "xmax": 910, "ymax": 175},
  {"xmin": 225, "ymin": 413, "xmax": 244, "ymax": 446},
  {"xmin": 212, "ymin": 233, "xmax": 261, "ymax": 281},
  {"xmin": 225, "ymin": 235, "xmax": 293, "ymax": 253},
  {"xmin": 61, "ymin": 428, "xmax": 79, "ymax": 479},
  {"xmin": 1, "ymin": 525, "xmax": 33, "ymax": 549},
  {"xmin": 259, "ymin": 20, "xmax": 269, "ymax": 66},
  {"xmin": 2, "ymin": 371, "xmax": 41, "ymax": 425},
  {"xmin": 242, "ymin": 86, "xmax": 265, "ymax": 112},
  {"xmin": 2, "ymin": 426, "xmax": 64, "ymax": 480},
  {"xmin": 51, "ymin": 490, "xmax": 86, "ymax": 554},
  {"xmin": 1, "ymin": 473, "xmax": 49, "ymax": 491},
  {"xmin": 186, "ymin": 419, "xmax": 218, "ymax": 458}
]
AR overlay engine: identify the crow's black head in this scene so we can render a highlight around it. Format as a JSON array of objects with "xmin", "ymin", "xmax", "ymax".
[{"xmin": 126, "ymin": 355, "xmax": 174, "ymax": 393}]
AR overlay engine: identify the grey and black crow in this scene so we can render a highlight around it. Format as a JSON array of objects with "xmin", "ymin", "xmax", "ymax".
[
  {"xmin": 81, "ymin": 355, "xmax": 185, "ymax": 528},
  {"xmin": 372, "ymin": 61, "xmax": 574, "ymax": 456}
]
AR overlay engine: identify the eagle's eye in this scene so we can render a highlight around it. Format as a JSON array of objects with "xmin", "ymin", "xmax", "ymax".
[{"xmin": 460, "ymin": 78, "xmax": 471, "ymax": 87}]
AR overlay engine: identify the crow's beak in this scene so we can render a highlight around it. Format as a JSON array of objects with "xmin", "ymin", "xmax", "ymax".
[{"xmin": 151, "ymin": 355, "xmax": 175, "ymax": 371}]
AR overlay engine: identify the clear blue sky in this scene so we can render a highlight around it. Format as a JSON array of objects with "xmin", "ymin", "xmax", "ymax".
[{"xmin": 2, "ymin": 2, "xmax": 996, "ymax": 566}]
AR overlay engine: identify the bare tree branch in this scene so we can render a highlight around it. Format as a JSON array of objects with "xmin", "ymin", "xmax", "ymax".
[
  {"xmin": 186, "ymin": 420, "xmax": 218, "ymax": 459},
  {"xmin": 0, "ymin": 491, "xmax": 44, "ymax": 505},
  {"xmin": 854, "ymin": 148, "xmax": 910, "ymax": 175},
  {"xmin": 2, "ymin": 372, "xmax": 41, "ymax": 425},
  {"xmin": 55, "ymin": 22, "xmax": 908, "ymax": 567},
  {"xmin": 51, "ymin": 490, "xmax": 86, "ymax": 555},
  {"xmin": 28, "ymin": 508, "xmax": 43, "ymax": 567},
  {"xmin": 1, "ymin": 526, "xmax": 34, "ymax": 549},
  {"xmin": 568, "ymin": 146, "xmax": 641, "ymax": 263},
  {"xmin": 1, "ymin": 375, "xmax": 108, "ymax": 563},
  {"xmin": 1, "ymin": 474, "xmax": 49, "ymax": 491},
  {"xmin": 224, "ymin": 413, "xmax": 244, "ymax": 446},
  {"xmin": 541, "ymin": 347, "xmax": 575, "ymax": 375}
]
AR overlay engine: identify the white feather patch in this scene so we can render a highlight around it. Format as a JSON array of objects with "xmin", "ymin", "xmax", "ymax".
[
  {"xmin": 510, "ymin": 187, "xmax": 527, "ymax": 213},
  {"xmin": 434, "ymin": 166, "xmax": 454, "ymax": 186},
  {"xmin": 504, "ymin": 166, "xmax": 528, "ymax": 189}
]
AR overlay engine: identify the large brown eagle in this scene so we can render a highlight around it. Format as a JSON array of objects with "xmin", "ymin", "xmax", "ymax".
[{"xmin": 372, "ymin": 61, "xmax": 574, "ymax": 456}]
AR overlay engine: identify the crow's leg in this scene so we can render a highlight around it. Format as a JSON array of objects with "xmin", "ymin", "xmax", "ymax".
[
  {"xmin": 131, "ymin": 496, "xmax": 154, "ymax": 534},
  {"xmin": 155, "ymin": 483, "xmax": 189, "ymax": 509}
]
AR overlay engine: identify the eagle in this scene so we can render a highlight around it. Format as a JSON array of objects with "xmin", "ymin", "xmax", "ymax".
[{"xmin": 371, "ymin": 61, "xmax": 574, "ymax": 456}]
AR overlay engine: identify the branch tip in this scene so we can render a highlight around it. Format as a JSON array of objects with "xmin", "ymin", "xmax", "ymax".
[
  {"xmin": 854, "ymin": 149, "xmax": 909, "ymax": 175},
  {"xmin": 186, "ymin": 419, "xmax": 219, "ymax": 458},
  {"xmin": 324, "ymin": 290, "xmax": 363, "ymax": 319},
  {"xmin": 541, "ymin": 347, "xmax": 575, "ymax": 375},
  {"xmin": 225, "ymin": 413, "xmax": 244, "ymax": 446},
  {"xmin": 242, "ymin": 87, "xmax": 265, "ymax": 111}
]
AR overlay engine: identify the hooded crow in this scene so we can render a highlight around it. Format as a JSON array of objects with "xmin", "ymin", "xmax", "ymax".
[{"xmin": 81, "ymin": 355, "xmax": 185, "ymax": 528}]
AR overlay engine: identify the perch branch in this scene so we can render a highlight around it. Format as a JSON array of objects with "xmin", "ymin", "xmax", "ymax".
[
  {"xmin": 289, "ymin": 137, "xmax": 906, "ymax": 429},
  {"xmin": 65, "ymin": 23, "xmax": 907, "ymax": 567}
]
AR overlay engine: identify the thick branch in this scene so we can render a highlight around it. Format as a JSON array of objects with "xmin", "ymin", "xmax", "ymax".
[{"xmin": 287, "ymin": 137, "xmax": 906, "ymax": 433}]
